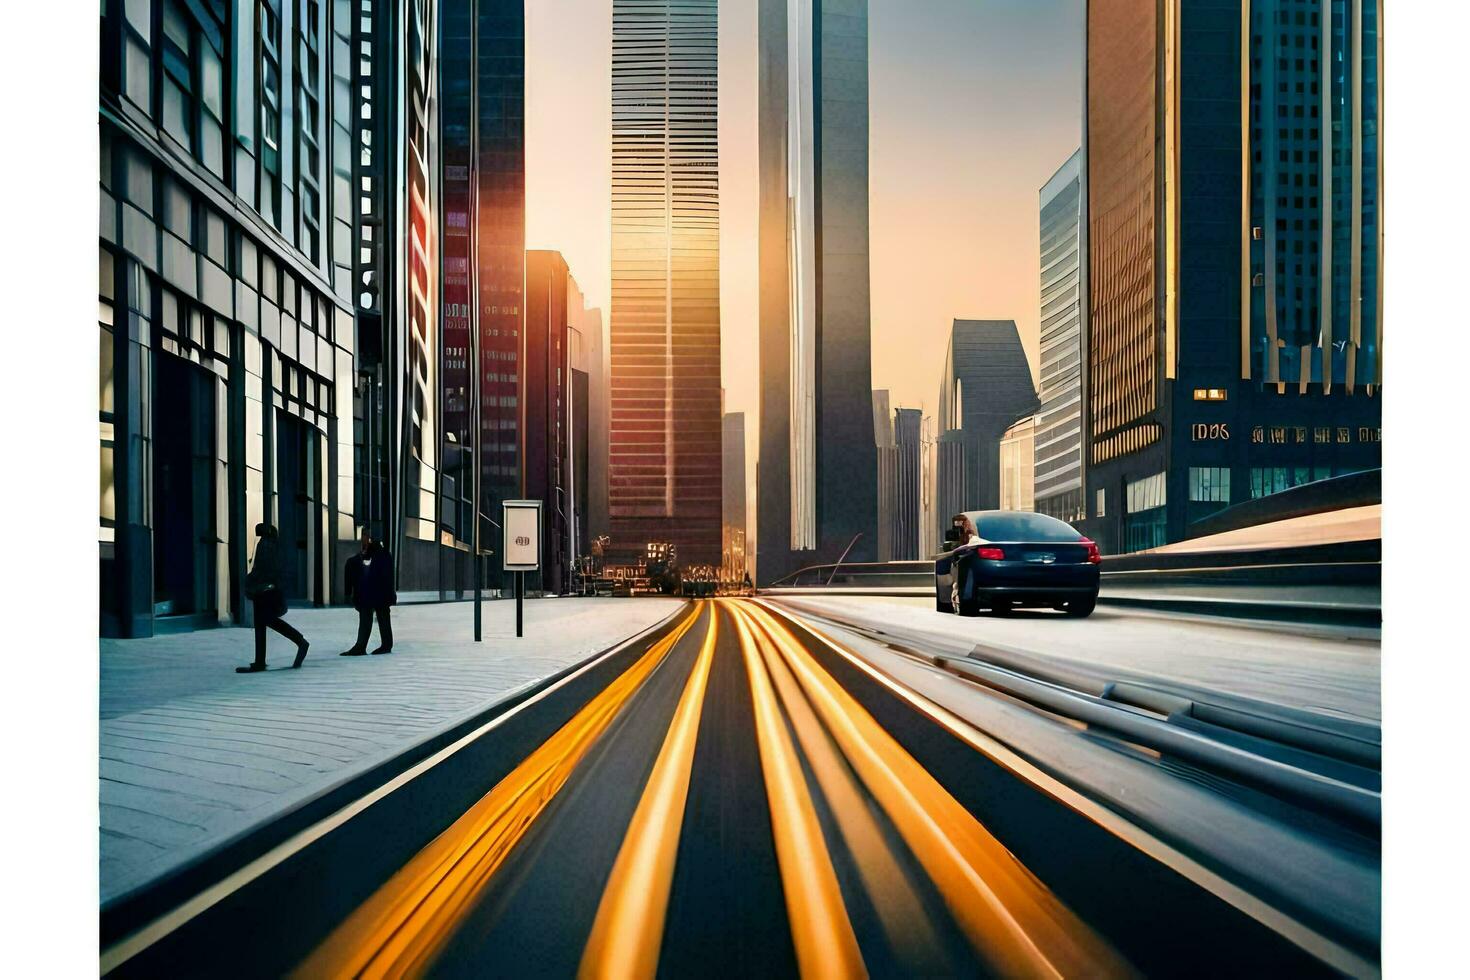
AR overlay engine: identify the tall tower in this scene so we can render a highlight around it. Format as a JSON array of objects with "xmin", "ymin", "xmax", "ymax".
[
  {"xmin": 756, "ymin": 0, "xmax": 877, "ymax": 586},
  {"xmin": 608, "ymin": 0, "xmax": 723, "ymax": 567},
  {"xmin": 1081, "ymin": 0, "xmax": 1382, "ymax": 554}
]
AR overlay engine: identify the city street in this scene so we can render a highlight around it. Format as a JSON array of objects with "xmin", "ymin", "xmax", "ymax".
[{"xmin": 101, "ymin": 599, "xmax": 1377, "ymax": 978}]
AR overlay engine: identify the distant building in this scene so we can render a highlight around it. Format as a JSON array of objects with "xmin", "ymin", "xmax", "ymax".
[
  {"xmin": 1082, "ymin": 0, "xmax": 1382, "ymax": 553},
  {"xmin": 568, "ymin": 278, "xmax": 607, "ymax": 563},
  {"xmin": 932, "ymin": 320, "xmax": 1039, "ymax": 542},
  {"xmin": 722, "ymin": 412, "xmax": 748, "ymax": 583},
  {"xmin": 872, "ymin": 390, "xmax": 894, "ymax": 448},
  {"xmin": 608, "ymin": 0, "xmax": 723, "ymax": 568},
  {"xmin": 891, "ymin": 408, "xmax": 923, "ymax": 559},
  {"xmin": 999, "ymin": 416, "xmax": 1036, "ymax": 512},
  {"xmin": 525, "ymin": 251, "xmax": 573, "ymax": 594},
  {"xmin": 757, "ymin": 0, "xmax": 877, "ymax": 585},
  {"xmin": 1035, "ymin": 150, "xmax": 1085, "ymax": 523}
]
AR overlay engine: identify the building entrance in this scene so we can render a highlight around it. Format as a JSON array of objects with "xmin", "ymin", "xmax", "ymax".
[
  {"xmin": 275, "ymin": 412, "xmax": 322, "ymax": 604},
  {"xmin": 151, "ymin": 354, "xmax": 217, "ymax": 621}
]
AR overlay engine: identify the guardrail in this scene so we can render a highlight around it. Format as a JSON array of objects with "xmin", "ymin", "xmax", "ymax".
[{"xmin": 761, "ymin": 539, "xmax": 1381, "ymax": 626}]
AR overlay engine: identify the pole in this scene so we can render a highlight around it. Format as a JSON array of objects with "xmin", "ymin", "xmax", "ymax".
[
  {"xmin": 469, "ymin": 0, "xmax": 482, "ymax": 643},
  {"xmin": 827, "ymin": 533, "xmax": 863, "ymax": 587},
  {"xmin": 516, "ymin": 570, "xmax": 523, "ymax": 637}
]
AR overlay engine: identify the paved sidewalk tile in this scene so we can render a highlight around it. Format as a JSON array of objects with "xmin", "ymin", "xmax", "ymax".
[{"xmin": 99, "ymin": 597, "xmax": 683, "ymax": 903}]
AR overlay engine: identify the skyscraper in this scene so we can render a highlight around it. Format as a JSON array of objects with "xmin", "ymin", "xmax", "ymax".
[
  {"xmin": 525, "ymin": 250, "xmax": 572, "ymax": 594},
  {"xmin": 438, "ymin": 0, "xmax": 525, "ymax": 591},
  {"xmin": 722, "ymin": 412, "xmax": 748, "ymax": 583},
  {"xmin": 608, "ymin": 0, "xmax": 723, "ymax": 568},
  {"xmin": 757, "ymin": 0, "xmax": 877, "ymax": 585},
  {"xmin": 1082, "ymin": 0, "xmax": 1382, "ymax": 554},
  {"xmin": 1035, "ymin": 150, "xmax": 1085, "ymax": 524},
  {"xmin": 933, "ymin": 320, "xmax": 1039, "ymax": 539},
  {"xmin": 568, "ymin": 277, "xmax": 608, "ymax": 558}
]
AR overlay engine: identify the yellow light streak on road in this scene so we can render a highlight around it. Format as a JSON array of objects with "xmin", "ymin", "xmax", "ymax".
[
  {"xmin": 737, "ymin": 601, "xmax": 1134, "ymax": 979},
  {"xmin": 732, "ymin": 603, "xmax": 951, "ymax": 974},
  {"xmin": 731, "ymin": 605, "xmax": 868, "ymax": 979},
  {"xmin": 578, "ymin": 604, "xmax": 721, "ymax": 980},
  {"xmin": 291, "ymin": 603, "xmax": 703, "ymax": 980}
]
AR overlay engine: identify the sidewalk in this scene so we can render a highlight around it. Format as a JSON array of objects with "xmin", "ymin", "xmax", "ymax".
[{"xmin": 99, "ymin": 597, "xmax": 683, "ymax": 903}]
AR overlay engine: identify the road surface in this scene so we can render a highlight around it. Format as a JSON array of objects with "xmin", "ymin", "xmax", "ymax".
[{"xmin": 102, "ymin": 599, "xmax": 1377, "ymax": 978}]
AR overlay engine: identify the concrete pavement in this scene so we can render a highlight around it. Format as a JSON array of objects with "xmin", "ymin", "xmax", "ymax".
[
  {"xmin": 99, "ymin": 597, "xmax": 683, "ymax": 903},
  {"xmin": 768, "ymin": 594, "xmax": 1380, "ymax": 724}
]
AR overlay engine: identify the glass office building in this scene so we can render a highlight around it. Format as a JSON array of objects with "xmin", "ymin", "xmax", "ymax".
[
  {"xmin": 1035, "ymin": 150, "xmax": 1085, "ymax": 523},
  {"xmin": 756, "ymin": 0, "xmax": 878, "ymax": 585},
  {"xmin": 608, "ymin": 0, "xmax": 723, "ymax": 568},
  {"xmin": 1082, "ymin": 0, "xmax": 1382, "ymax": 554},
  {"xmin": 100, "ymin": 0, "xmax": 363, "ymax": 636}
]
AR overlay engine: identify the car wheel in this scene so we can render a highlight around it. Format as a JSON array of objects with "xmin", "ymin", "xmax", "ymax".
[
  {"xmin": 936, "ymin": 596, "xmax": 953, "ymax": 613},
  {"xmin": 1066, "ymin": 595, "xmax": 1097, "ymax": 618}
]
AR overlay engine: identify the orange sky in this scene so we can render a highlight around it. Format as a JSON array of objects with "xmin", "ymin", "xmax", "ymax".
[{"xmin": 526, "ymin": 0, "xmax": 1082, "ymax": 523}]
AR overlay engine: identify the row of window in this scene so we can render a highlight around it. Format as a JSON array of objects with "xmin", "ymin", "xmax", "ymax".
[{"xmin": 105, "ymin": 0, "xmax": 347, "ymax": 275}]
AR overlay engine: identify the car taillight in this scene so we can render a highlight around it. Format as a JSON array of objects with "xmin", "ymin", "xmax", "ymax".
[
  {"xmin": 976, "ymin": 547, "xmax": 1006, "ymax": 561},
  {"xmin": 1080, "ymin": 538, "xmax": 1102, "ymax": 564}
]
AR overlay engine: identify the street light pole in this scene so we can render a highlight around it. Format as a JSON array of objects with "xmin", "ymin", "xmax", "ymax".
[{"xmin": 469, "ymin": 0, "xmax": 482, "ymax": 642}]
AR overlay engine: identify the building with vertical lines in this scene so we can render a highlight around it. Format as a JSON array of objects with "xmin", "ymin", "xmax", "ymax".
[
  {"xmin": 608, "ymin": 0, "xmax": 723, "ymax": 567},
  {"xmin": 98, "ymin": 0, "xmax": 388, "ymax": 634},
  {"xmin": 1081, "ymin": 0, "xmax": 1382, "ymax": 554},
  {"xmin": 876, "ymin": 406, "xmax": 922, "ymax": 562},
  {"xmin": 1035, "ymin": 150, "xmax": 1085, "ymax": 524},
  {"xmin": 434, "ymin": 0, "xmax": 524, "ymax": 594},
  {"xmin": 932, "ymin": 320, "xmax": 1039, "ymax": 539},
  {"xmin": 756, "ymin": 0, "xmax": 877, "ymax": 586}
]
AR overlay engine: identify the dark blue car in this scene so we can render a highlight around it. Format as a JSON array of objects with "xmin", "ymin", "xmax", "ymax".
[{"xmin": 936, "ymin": 510, "xmax": 1100, "ymax": 617}]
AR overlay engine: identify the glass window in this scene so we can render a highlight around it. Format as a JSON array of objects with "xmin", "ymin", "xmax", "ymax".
[
  {"xmin": 973, "ymin": 512, "xmax": 1083, "ymax": 543},
  {"xmin": 100, "ymin": 249, "xmax": 117, "ymax": 544},
  {"xmin": 1189, "ymin": 467, "xmax": 1231, "ymax": 502},
  {"xmin": 161, "ymin": 1, "xmax": 195, "ymax": 152}
]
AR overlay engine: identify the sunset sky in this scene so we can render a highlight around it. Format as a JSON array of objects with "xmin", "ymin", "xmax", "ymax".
[{"xmin": 525, "ymin": 0, "xmax": 1083, "ymax": 516}]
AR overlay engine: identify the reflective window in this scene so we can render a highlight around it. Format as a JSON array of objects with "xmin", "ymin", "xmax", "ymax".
[
  {"xmin": 100, "ymin": 250, "xmax": 117, "ymax": 545},
  {"xmin": 1188, "ymin": 467, "xmax": 1231, "ymax": 502},
  {"xmin": 974, "ymin": 512, "xmax": 1083, "ymax": 543}
]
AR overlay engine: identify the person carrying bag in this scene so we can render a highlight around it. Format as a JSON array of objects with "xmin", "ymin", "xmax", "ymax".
[{"xmin": 238, "ymin": 522, "xmax": 310, "ymax": 673}]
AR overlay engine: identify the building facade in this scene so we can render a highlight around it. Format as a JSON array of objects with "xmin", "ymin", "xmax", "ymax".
[
  {"xmin": 100, "ymin": 0, "xmax": 383, "ymax": 636},
  {"xmin": 568, "ymin": 276, "xmax": 608, "ymax": 565},
  {"xmin": 932, "ymin": 320, "xmax": 1039, "ymax": 541},
  {"xmin": 525, "ymin": 251, "xmax": 572, "ymax": 594},
  {"xmin": 756, "ymin": 0, "xmax": 878, "ymax": 585},
  {"xmin": 1081, "ymin": 0, "xmax": 1382, "ymax": 554},
  {"xmin": 722, "ymin": 412, "xmax": 749, "ymax": 584},
  {"xmin": 890, "ymin": 408, "xmax": 923, "ymax": 560},
  {"xmin": 1035, "ymin": 150, "xmax": 1085, "ymax": 524},
  {"xmin": 1000, "ymin": 416, "xmax": 1037, "ymax": 513},
  {"xmin": 608, "ymin": 0, "xmax": 723, "ymax": 568}
]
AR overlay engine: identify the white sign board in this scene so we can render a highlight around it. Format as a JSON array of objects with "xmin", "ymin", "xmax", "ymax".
[{"xmin": 502, "ymin": 500, "xmax": 542, "ymax": 571}]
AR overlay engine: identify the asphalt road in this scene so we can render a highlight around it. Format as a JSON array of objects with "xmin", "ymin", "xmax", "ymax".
[{"xmin": 102, "ymin": 599, "xmax": 1373, "ymax": 978}]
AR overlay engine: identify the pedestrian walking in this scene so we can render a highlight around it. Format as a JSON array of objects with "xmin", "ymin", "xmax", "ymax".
[
  {"xmin": 340, "ymin": 528, "xmax": 397, "ymax": 656},
  {"xmin": 238, "ymin": 523, "xmax": 310, "ymax": 673}
]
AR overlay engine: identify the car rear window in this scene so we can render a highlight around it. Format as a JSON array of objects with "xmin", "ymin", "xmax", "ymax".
[{"xmin": 975, "ymin": 512, "xmax": 1083, "ymax": 542}]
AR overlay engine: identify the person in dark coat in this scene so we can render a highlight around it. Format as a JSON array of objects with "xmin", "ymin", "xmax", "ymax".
[
  {"xmin": 341, "ymin": 528, "xmax": 396, "ymax": 656},
  {"xmin": 238, "ymin": 522, "xmax": 310, "ymax": 673}
]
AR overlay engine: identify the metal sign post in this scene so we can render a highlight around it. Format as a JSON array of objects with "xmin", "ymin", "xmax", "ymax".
[{"xmin": 502, "ymin": 500, "xmax": 542, "ymax": 638}]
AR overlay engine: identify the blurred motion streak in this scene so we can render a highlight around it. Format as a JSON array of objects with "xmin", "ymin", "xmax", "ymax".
[
  {"xmin": 742, "ymin": 605, "xmax": 952, "ymax": 972},
  {"xmin": 731, "ymin": 605, "xmax": 868, "ymax": 977},
  {"xmin": 578, "ymin": 607, "xmax": 720, "ymax": 979},
  {"xmin": 289, "ymin": 605, "xmax": 703, "ymax": 979},
  {"xmin": 734, "ymin": 600, "xmax": 1135, "ymax": 978}
]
